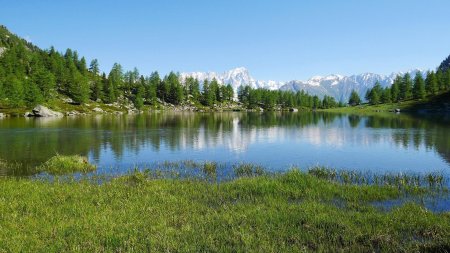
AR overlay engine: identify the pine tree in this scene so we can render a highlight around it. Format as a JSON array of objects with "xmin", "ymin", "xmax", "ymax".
[
  {"xmin": 78, "ymin": 56, "xmax": 87, "ymax": 74},
  {"xmin": 391, "ymin": 75, "xmax": 401, "ymax": 102},
  {"xmin": 401, "ymin": 73, "xmax": 413, "ymax": 100},
  {"xmin": 413, "ymin": 72, "xmax": 426, "ymax": 99},
  {"xmin": 186, "ymin": 77, "xmax": 200, "ymax": 102},
  {"xmin": 146, "ymin": 72, "xmax": 159, "ymax": 104},
  {"xmin": 31, "ymin": 67, "xmax": 56, "ymax": 101},
  {"xmin": 367, "ymin": 82, "xmax": 382, "ymax": 105},
  {"xmin": 444, "ymin": 69, "xmax": 450, "ymax": 91},
  {"xmin": 69, "ymin": 71, "xmax": 90, "ymax": 104},
  {"xmin": 381, "ymin": 87, "xmax": 392, "ymax": 103},
  {"xmin": 88, "ymin": 59, "xmax": 102, "ymax": 101},
  {"xmin": 348, "ymin": 90, "xmax": 361, "ymax": 106},
  {"xmin": 238, "ymin": 85, "xmax": 250, "ymax": 106},
  {"xmin": 133, "ymin": 76, "xmax": 145, "ymax": 110},
  {"xmin": 158, "ymin": 74, "xmax": 170, "ymax": 103},
  {"xmin": 89, "ymin": 59, "xmax": 99, "ymax": 75},
  {"xmin": 24, "ymin": 79, "xmax": 43, "ymax": 106},
  {"xmin": 225, "ymin": 84, "xmax": 234, "ymax": 101},
  {"xmin": 4, "ymin": 75, "xmax": 24, "ymax": 107},
  {"xmin": 425, "ymin": 71, "xmax": 438, "ymax": 95},
  {"xmin": 165, "ymin": 72, "xmax": 183, "ymax": 105},
  {"xmin": 209, "ymin": 78, "xmax": 220, "ymax": 103},
  {"xmin": 436, "ymin": 70, "xmax": 445, "ymax": 91},
  {"xmin": 107, "ymin": 63, "xmax": 123, "ymax": 102},
  {"xmin": 102, "ymin": 73, "xmax": 115, "ymax": 104},
  {"xmin": 202, "ymin": 80, "xmax": 215, "ymax": 106},
  {"xmin": 91, "ymin": 76, "xmax": 103, "ymax": 102}
]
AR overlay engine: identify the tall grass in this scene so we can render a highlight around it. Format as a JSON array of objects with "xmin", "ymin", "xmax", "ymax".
[
  {"xmin": 1, "ymin": 157, "xmax": 449, "ymax": 251},
  {"xmin": 0, "ymin": 168, "xmax": 449, "ymax": 252},
  {"xmin": 307, "ymin": 166, "xmax": 447, "ymax": 190}
]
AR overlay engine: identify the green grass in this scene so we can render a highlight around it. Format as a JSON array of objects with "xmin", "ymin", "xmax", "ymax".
[
  {"xmin": 0, "ymin": 166, "xmax": 449, "ymax": 252},
  {"xmin": 324, "ymin": 91, "xmax": 450, "ymax": 114},
  {"xmin": 37, "ymin": 154, "xmax": 96, "ymax": 175}
]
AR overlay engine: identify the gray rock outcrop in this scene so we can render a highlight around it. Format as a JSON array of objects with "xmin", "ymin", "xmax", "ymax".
[{"xmin": 31, "ymin": 105, "xmax": 63, "ymax": 117}]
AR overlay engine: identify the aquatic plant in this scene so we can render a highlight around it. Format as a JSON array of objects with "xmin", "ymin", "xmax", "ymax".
[{"xmin": 202, "ymin": 161, "xmax": 217, "ymax": 179}]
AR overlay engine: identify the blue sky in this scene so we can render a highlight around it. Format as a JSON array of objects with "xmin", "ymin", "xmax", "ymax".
[{"xmin": 1, "ymin": 0, "xmax": 449, "ymax": 81}]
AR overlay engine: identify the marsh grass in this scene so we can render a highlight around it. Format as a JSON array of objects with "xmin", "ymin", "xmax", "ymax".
[
  {"xmin": 0, "ymin": 168, "xmax": 449, "ymax": 252},
  {"xmin": 0, "ymin": 159, "xmax": 25, "ymax": 176},
  {"xmin": 1, "ymin": 157, "xmax": 449, "ymax": 251},
  {"xmin": 307, "ymin": 166, "xmax": 447, "ymax": 191},
  {"xmin": 233, "ymin": 163, "xmax": 266, "ymax": 177},
  {"xmin": 37, "ymin": 154, "xmax": 96, "ymax": 175}
]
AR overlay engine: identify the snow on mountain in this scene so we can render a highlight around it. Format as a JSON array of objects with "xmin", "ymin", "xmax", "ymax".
[
  {"xmin": 181, "ymin": 67, "xmax": 424, "ymax": 102},
  {"xmin": 280, "ymin": 70, "xmax": 423, "ymax": 102},
  {"xmin": 180, "ymin": 67, "xmax": 285, "ymax": 92}
]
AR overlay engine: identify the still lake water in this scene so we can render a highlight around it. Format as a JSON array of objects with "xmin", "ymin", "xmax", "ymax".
[{"xmin": 0, "ymin": 112, "xmax": 449, "ymax": 177}]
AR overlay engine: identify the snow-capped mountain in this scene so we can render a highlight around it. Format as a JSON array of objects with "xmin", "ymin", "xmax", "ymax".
[
  {"xmin": 181, "ymin": 68, "xmax": 424, "ymax": 102},
  {"xmin": 280, "ymin": 70, "xmax": 422, "ymax": 102},
  {"xmin": 180, "ymin": 67, "xmax": 285, "ymax": 91}
]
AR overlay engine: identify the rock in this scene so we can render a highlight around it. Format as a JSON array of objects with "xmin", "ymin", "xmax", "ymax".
[
  {"xmin": 289, "ymin": 108, "xmax": 298, "ymax": 112},
  {"xmin": 66, "ymin": 111, "xmax": 79, "ymax": 116},
  {"xmin": 92, "ymin": 107, "xmax": 104, "ymax": 113},
  {"xmin": 24, "ymin": 112, "xmax": 33, "ymax": 117},
  {"xmin": 32, "ymin": 105, "xmax": 63, "ymax": 117},
  {"xmin": 62, "ymin": 97, "xmax": 74, "ymax": 104},
  {"xmin": 395, "ymin": 108, "xmax": 401, "ymax": 113},
  {"xmin": 0, "ymin": 113, "xmax": 4, "ymax": 118}
]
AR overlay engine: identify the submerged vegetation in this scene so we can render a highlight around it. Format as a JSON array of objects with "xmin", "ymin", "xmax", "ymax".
[{"xmin": 0, "ymin": 156, "xmax": 449, "ymax": 252}]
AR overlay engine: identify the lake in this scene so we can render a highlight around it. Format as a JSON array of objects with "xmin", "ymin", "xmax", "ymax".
[{"xmin": 0, "ymin": 112, "xmax": 449, "ymax": 177}]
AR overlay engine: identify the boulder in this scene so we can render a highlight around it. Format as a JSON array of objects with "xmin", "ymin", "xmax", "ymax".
[
  {"xmin": 395, "ymin": 108, "xmax": 401, "ymax": 113},
  {"xmin": 289, "ymin": 108, "xmax": 299, "ymax": 112},
  {"xmin": 0, "ymin": 113, "xmax": 4, "ymax": 118},
  {"xmin": 92, "ymin": 107, "xmax": 104, "ymax": 113},
  {"xmin": 32, "ymin": 105, "xmax": 63, "ymax": 117}
]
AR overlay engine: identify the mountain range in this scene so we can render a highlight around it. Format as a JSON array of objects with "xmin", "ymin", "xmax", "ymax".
[{"xmin": 181, "ymin": 68, "xmax": 423, "ymax": 102}]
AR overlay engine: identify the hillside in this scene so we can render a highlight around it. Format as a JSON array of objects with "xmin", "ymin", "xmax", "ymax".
[
  {"xmin": 0, "ymin": 25, "xmax": 448, "ymax": 116},
  {"xmin": 324, "ymin": 90, "xmax": 450, "ymax": 114}
]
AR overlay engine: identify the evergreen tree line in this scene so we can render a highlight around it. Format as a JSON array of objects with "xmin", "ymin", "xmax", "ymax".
[
  {"xmin": 0, "ymin": 26, "xmax": 343, "ymax": 111},
  {"xmin": 0, "ymin": 41, "xmax": 238, "ymax": 109},
  {"xmin": 0, "ymin": 34, "xmax": 341, "ymax": 110},
  {"xmin": 237, "ymin": 85, "xmax": 342, "ymax": 109},
  {"xmin": 361, "ymin": 70, "xmax": 450, "ymax": 105}
]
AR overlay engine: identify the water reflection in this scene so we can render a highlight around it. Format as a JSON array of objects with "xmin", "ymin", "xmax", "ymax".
[{"xmin": 0, "ymin": 112, "xmax": 449, "ymax": 176}]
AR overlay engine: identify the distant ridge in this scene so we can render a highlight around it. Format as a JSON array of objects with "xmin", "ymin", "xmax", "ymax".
[{"xmin": 181, "ymin": 68, "xmax": 424, "ymax": 102}]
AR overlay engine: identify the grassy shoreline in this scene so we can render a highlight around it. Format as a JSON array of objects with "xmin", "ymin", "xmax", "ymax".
[
  {"xmin": 322, "ymin": 91, "xmax": 450, "ymax": 115},
  {"xmin": 0, "ymin": 159, "xmax": 449, "ymax": 252}
]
